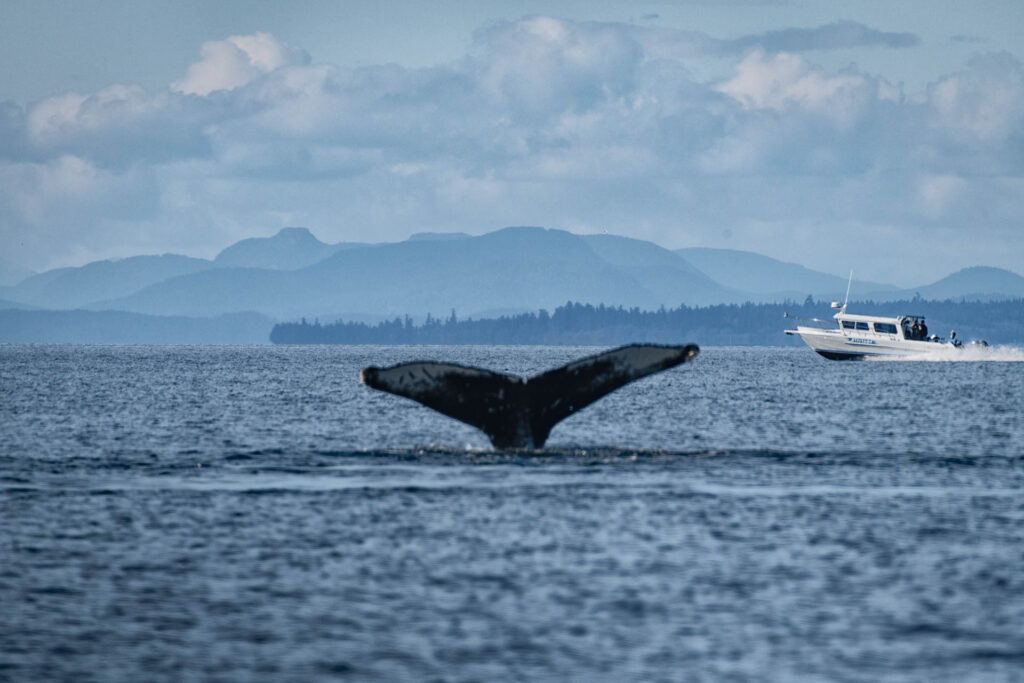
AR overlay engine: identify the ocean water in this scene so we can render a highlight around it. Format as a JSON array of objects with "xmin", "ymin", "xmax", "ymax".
[{"xmin": 2, "ymin": 344, "xmax": 1023, "ymax": 682}]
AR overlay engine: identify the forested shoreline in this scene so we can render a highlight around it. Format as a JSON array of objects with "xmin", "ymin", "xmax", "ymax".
[{"xmin": 270, "ymin": 299, "xmax": 1024, "ymax": 346}]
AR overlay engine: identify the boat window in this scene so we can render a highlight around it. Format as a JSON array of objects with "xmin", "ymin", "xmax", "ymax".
[
  {"xmin": 855, "ymin": 322, "xmax": 869, "ymax": 330},
  {"xmin": 842, "ymin": 320, "xmax": 856, "ymax": 330},
  {"xmin": 873, "ymin": 322, "xmax": 897, "ymax": 334}
]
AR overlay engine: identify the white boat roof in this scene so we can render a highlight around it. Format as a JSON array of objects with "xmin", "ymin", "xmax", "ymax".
[{"xmin": 833, "ymin": 312, "xmax": 905, "ymax": 325}]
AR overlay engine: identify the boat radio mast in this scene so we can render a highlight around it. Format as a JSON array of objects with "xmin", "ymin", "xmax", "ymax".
[
  {"xmin": 841, "ymin": 270, "xmax": 853, "ymax": 313},
  {"xmin": 831, "ymin": 270, "xmax": 853, "ymax": 313}
]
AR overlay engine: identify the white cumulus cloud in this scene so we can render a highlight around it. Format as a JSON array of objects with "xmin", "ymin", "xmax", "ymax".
[
  {"xmin": 927, "ymin": 52, "xmax": 1024, "ymax": 143},
  {"xmin": 171, "ymin": 32, "xmax": 309, "ymax": 96},
  {"xmin": 716, "ymin": 50, "xmax": 899, "ymax": 122}
]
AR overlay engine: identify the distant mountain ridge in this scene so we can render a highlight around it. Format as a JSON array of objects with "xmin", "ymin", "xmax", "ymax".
[
  {"xmin": 584, "ymin": 235, "xmax": 740, "ymax": 305},
  {"xmin": 1, "ymin": 226, "xmax": 1021, "ymax": 346},
  {"xmin": 214, "ymin": 227, "xmax": 366, "ymax": 270},
  {"xmin": 1, "ymin": 254, "xmax": 215, "ymax": 310},
  {"xmin": 894, "ymin": 266, "xmax": 1024, "ymax": 301},
  {"xmin": 407, "ymin": 232, "xmax": 471, "ymax": 242},
  {"xmin": 96, "ymin": 226, "xmax": 724, "ymax": 320},
  {"xmin": 677, "ymin": 248, "xmax": 891, "ymax": 301},
  {"xmin": 0, "ymin": 298, "xmax": 36, "ymax": 310}
]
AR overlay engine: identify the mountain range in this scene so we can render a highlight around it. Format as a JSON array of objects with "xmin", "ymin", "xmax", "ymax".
[{"xmin": 2, "ymin": 226, "xmax": 1022, "ymax": 343}]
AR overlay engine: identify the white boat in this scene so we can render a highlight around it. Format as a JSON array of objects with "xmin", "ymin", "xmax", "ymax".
[{"xmin": 785, "ymin": 302, "xmax": 984, "ymax": 360}]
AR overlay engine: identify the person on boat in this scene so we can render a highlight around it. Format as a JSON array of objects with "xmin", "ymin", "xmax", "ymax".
[
  {"xmin": 919, "ymin": 319, "xmax": 928, "ymax": 339},
  {"xmin": 911, "ymin": 320, "xmax": 920, "ymax": 339}
]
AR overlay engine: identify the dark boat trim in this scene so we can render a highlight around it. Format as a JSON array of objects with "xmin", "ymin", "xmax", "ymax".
[{"xmin": 815, "ymin": 350, "xmax": 869, "ymax": 361}]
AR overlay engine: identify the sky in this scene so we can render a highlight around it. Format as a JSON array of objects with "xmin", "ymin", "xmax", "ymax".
[{"xmin": 1, "ymin": 0, "xmax": 1023, "ymax": 287}]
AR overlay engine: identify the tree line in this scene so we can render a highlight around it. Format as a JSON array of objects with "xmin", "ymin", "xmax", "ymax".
[{"xmin": 269, "ymin": 298, "xmax": 1024, "ymax": 346}]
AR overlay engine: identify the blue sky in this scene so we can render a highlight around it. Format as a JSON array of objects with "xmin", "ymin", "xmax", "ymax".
[{"xmin": 2, "ymin": 0, "xmax": 1023, "ymax": 286}]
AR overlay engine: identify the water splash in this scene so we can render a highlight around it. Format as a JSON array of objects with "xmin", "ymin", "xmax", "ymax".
[{"xmin": 870, "ymin": 344, "xmax": 1024, "ymax": 362}]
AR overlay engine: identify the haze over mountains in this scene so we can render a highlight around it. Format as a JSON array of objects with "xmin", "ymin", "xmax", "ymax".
[
  {"xmin": 2, "ymin": 226, "xmax": 1022, "ymax": 343},
  {"xmin": 0, "ymin": 257, "xmax": 34, "ymax": 288}
]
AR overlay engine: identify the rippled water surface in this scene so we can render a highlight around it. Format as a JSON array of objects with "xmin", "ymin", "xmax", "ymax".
[{"xmin": 2, "ymin": 345, "xmax": 1024, "ymax": 681}]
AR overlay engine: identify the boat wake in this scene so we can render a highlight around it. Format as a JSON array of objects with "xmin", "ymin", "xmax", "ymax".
[{"xmin": 868, "ymin": 344, "xmax": 1024, "ymax": 362}]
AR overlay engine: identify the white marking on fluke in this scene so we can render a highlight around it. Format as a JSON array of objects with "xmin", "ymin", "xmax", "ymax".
[{"xmin": 359, "ymin": 343, "xmax": 699, "ymax": 448}]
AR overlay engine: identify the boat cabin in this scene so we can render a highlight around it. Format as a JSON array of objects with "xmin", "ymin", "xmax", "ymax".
[{"xmin": 833, "ymin": 311, "xmax": 929, "ymax": 341}]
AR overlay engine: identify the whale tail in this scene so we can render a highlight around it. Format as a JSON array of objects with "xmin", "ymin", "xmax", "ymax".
[{"xmin": 359, "ymin": 343, "xmax": 699, "ymax": 448}]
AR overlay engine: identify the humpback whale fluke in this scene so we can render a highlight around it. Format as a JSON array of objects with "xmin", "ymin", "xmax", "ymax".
[{"xmin": 359, "ymin": 343, "xmax": 699, "ymax": 449}]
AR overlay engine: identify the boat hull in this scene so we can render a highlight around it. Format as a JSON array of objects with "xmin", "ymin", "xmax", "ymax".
[{"xmin": 786, "ymin": 327, "xmax": 956, "ymax": 360}]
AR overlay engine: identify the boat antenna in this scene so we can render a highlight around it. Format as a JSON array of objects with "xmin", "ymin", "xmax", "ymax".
[{"xmin": 842, "ymin": 270, "xmax": 853, "ymax": 313}]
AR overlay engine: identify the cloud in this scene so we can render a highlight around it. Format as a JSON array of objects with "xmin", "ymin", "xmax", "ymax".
[
  {"xmin": 926, "ymin": 52, "xmax": 1024, "ymax": 143},
  {"xmin": 726, "ymin": 20, "xmax": 919, "ymax": 53},
  {"xmin": 1, "ymin": 21, "xmax": 1023, "ymax": 284},
  {"xmin": 25, "ymin": 86, "xmax": 215, "ymax": 167},
  {"xmin": 171, "ymin": 32, "xmax": 309, "ymax": 96},
  {"xmin": 950, "ymin": 34, "xmax": 984, "ymax": 45},
  {"xmin": 0, "ymin": 101, "xmax": 29, "ymax": 161},
  {"xmin": 714, "ymin": 50, "xmax": 899, "ymax": 124},
  {"xmin": 470, "ymin": 17, "xmax": 645, "ymax": 116},
  {"xmin": 0, "ymin": 155, "xmax": 159, "ymax": 268}
]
